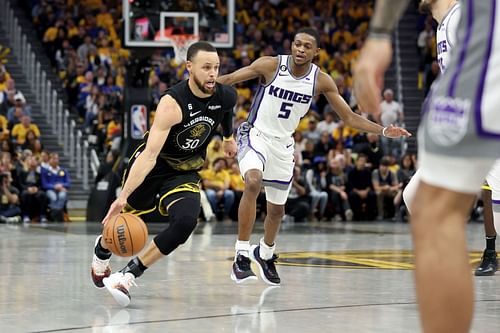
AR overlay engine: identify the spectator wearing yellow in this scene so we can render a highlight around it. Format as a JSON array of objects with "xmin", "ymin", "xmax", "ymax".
[
  {"xmin": 206, "ymin": 136, "xmax": 225, "ymax": 168},
  {"xmin": 200, "ymin": 157, "xmax": 235, "ymax": 221},
  {"xmin": 0, "ymin": 114, "xmax": 9, "ymax": 140},
  {"xmin": 0, "ymin": 67, "xmax": 11, "ymax": 92},
  {"xmin": 11, "ymin": 116, "xmax": 41, "ymax": 145},
  {"xmin": 96, "ymin": 5, "xmax": 114, "ymax": 29}
]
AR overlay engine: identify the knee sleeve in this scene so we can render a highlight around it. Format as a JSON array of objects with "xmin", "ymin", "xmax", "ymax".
[{"xmin": 154, "ymin": 194, "xmax": 200, "ymax": 255}]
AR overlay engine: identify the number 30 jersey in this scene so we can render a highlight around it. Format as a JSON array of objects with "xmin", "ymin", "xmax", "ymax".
[
  {"xmin": 152, "ymin": 80, "xmax": 236, "ymax": 171},
  {"xmin": 247, "ymin": 55, "xmax": 319, "ymax": 138}
]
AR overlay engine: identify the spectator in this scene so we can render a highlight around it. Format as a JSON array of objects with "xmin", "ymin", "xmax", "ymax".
[
  {"xmin": 200, "ymin": 157, "xmax": 235, "ymax": 222},
  {"xmin": 19, "ymin": 155, "xmax": 48, "ymax": 223},
  {"xmin": 327, "ymin": 157, "xmax": 353, "ymax": 221},
  {"xmin": 41, "ymin": 153, "xmax": 70, "ymax": 221},
  {"xmin": 284, "ymin": 166, "xmax": 311, "ymax": 223},
  {"xmin": 305, "ymin": 157, "xmax": 329, "ymax": 221},
  {"xmin": 77, "ymin": 35, "xmax": 97, "ymax": 62},
  {"xmin": 347, "ymin": 154, "xmax": 377, "ymax": 221},
  {"xmin": 380, "ymin": 89, "xmax": 404, "ymax": 157},
  {"xmin": 372, "ymin": 156, "xmax": 399, "ymax": 220},
  {"xmin": 7, "ymin": 93, "xmax": 32, "ymax": 126},
  {"xmin": 11, "ymin": 116, "xmax": 41, "ymax": 145},
  {"xmin": 316, "ymin": 110, "xmax": 338, "ymax": 134},
  {"xmin": 0, "ymin": 171, "xmax": 21, "ymax": 223}
]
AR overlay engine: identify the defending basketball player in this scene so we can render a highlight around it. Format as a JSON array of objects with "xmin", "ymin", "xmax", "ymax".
[
  {"xmin": 217, "ymin": 27, "xmax": 410, "ymax": 285},
  {"xmin": 354, "ymin": 1, "xmax": 500, "ymax": 332},
  {"xmin": 407, "ymin": 0, "xmax": 498, "ymax": 276},
  {"xmin": 90, "ymin": 41, "xmax": 238, "ymax": 307}
]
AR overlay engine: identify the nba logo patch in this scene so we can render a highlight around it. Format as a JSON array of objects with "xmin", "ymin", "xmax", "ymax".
[
  {"xmin": 131, "ymin": 104, "xmax": 148, "ymax": 139},
  {"xmin": 427, "ymin": 96, "xmax": 471, "ymax": 146}
]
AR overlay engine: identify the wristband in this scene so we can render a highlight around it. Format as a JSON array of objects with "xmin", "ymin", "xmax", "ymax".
[
  {"xmin": 223, "ymin": 136, "xmax": 233, "ymax": 142},
  {"xmin": 382, "ymin": 127, "xmax": 388, "ymax": 137},
  {"xmin": 368, "ymin": 27, "xmax": 393, "ymax": 41}
]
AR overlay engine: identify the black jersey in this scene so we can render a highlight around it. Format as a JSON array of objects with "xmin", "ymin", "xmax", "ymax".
[{"xmin": 152, "ymin": 80, "xmax": 237, "ymax": 171}]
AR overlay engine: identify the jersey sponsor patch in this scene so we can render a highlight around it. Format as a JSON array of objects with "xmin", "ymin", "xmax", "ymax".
[{"xmin": 427, "ymin": 96, "xmax": 471, "ymax": 146}]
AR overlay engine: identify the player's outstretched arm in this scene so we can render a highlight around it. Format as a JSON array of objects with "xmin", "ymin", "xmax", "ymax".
[
  {"xmin": 353, "ymin": 0, "xmax": 411, "ymax": 115},
  {"xmin": 217, "ymin": 56, "xmax": 277, "ymax": 86},
  {"xmin": 318, "ymin": 71, "xmax": 411, "ymax": 139},
  {"xmin": 101, "ymin": 95, "xmax": 182, "ymax": 225}
]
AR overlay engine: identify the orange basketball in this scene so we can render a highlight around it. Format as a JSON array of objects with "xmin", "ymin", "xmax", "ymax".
[{"xmin": 102, "ymin": 213, "xmax": 148, "ymax": 257}]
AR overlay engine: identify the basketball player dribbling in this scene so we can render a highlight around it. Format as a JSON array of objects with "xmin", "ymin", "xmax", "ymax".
[
  {"xmin": 354, "ymin": 1, "xmax": 500, "ymax": 332},
  {"xmin": 403, "ymin": 0, "xmax": 499, "ymax": 277},
  {"xmin": 218, "ymin": 27, "xmax": 411, "ymax": 285},
  {"xmin": 90, "ymin": 42, "xmax": 238, "ymax": 307}
]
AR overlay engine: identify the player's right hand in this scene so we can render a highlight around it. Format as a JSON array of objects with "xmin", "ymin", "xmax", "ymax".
[{"xmin": 101, "ymin": 197, "xmax": 127, "ymax": 225}]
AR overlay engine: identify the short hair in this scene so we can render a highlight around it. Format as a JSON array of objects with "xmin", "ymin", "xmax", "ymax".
[
  {"xmin": 295, "ymin": 27, "xmax": 321, "ymax": 47},
  {"xmin": 186, "ymin": 41, "xmax": 217, "ymax": 61}
]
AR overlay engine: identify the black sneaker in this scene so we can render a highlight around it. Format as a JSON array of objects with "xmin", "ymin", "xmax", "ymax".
[
  {"xmin": 231, "ymin": 254, "xmax": 257, "ymax": 283},
  {"xmin": 474, "ymin": 249, "xmax": 498, "ymax": 276},
  {"xmin": 250, "ymin": 245, "xmax": 280, "ymax": 285}
]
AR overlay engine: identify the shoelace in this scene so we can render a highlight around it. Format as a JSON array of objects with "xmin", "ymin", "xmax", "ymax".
[
  {"xmin": 265, "ymin": 255, "xmax": 279, "ymax": 272},
  {"xmin": 121, "ymin": 273, "xmax": 138, "ymax": 289}
]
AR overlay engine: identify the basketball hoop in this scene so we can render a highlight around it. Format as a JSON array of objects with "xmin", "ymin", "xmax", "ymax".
[{"xmin": 166, "ymin": 35, "xmax": 199, "ymax": 64}]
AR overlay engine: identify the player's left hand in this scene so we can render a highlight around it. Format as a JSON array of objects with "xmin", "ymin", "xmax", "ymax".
[
  {"xmin": 384, "ymin": 124, "xmax": 412, "ymax": 138},
  {"xmin": 353, "ymin": 38, "xmax": 393, "ymax": 116},
  {"xmin": 222, "ymin": 137, "xmax": 237, "ymax": 158}
]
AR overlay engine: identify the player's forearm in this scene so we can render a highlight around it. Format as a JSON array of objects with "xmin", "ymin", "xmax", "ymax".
[
  {"xmin": 119, "ymin": 153, "xmax": 157, "ymax": 200},
  {"xmin": 369, "ymin": 0, "xmax": 411, "ymax": 37},
  {"xmin": 345, "ymin": 112, "xmax": 384, "ymax": 136}
]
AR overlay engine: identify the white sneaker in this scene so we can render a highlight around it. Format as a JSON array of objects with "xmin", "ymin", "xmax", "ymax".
[
  {"xmin": 91, "ymin": 236, "xmax": 111, "ymax": 288},
  {"xmin": 103, "ymin": 272, "xmax": 137, "ymax": 307}
]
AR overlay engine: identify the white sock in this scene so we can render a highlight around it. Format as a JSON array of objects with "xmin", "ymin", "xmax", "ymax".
[
  {"xmin": 259, "ymin": 238, "xmax": 275, "ymax": 260},
  {"xmin": 235, "ymin": 240, "xmax": 250, "ymax": 258}
]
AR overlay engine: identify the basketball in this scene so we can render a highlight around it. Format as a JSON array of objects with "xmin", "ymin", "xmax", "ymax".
[{"xmin": 102, "ymin": 213, "xmax": 149, "ymax": 257}]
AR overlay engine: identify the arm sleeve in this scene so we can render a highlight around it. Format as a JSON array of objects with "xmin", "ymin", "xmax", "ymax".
[{"xmin": 220, "ymin": 85, "xmax": 238, "ymax": 138}]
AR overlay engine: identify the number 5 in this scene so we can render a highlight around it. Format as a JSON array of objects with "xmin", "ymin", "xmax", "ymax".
[{"xmin": 278, "ymin": 102, "xmax": 293, "ymax": 119}]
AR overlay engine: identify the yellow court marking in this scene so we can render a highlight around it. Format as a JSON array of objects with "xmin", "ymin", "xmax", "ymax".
[{"xmin": 277, "ymin": 250, "xmax": 485, "ymax": 270}]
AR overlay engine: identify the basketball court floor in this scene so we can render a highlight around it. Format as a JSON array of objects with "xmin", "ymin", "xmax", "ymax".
[{"xmin": 1, "ymin": 221, "xmax": 499, "ymax": 333}]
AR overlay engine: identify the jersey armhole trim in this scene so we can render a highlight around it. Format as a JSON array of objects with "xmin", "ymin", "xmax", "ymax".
[{"xmin": 261, "ymin": 55, "xmax": 282, "ymax": 88}]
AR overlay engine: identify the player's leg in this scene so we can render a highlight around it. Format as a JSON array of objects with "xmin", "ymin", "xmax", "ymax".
[
  {"xmin": 91, "ymin": 145, "xmax": 158, "ymax": 289},
  {"xmin": 475, "ymin": 185, "xmax": 498, "ymax": 276},
  {"xmin": 248, "ymin": 183, "xmax": 290, "ymax": 286},
  {"xmin": 476, "ymin": 162, "xmax": 500, "ymax": 275},
  {"xmin": 104, "ymin": 190, "xmax": 200, "ymax": 307},
  {"xmin": 232, "ymin": 125, "xmax": 267, "ymax": 283},
  {"xmin": 402, "ymin": 169, "xmax": 420, "ymax": 214},
  {"xmin": 411, "ymin": 182, "xmax": 476, "ymax": 333},
  {"xmin": 411, "ymin": 144, "xmax": 495, "ymax": 332}
]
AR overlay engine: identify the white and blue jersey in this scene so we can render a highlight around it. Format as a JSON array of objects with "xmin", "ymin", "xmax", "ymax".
[
  {"xmin": 236, "ymin": 55, "xmax": 319, "ymax": 204},
  {"xmin": 247, "ymin": 55, "xmax": 318, "ymax": 138}
]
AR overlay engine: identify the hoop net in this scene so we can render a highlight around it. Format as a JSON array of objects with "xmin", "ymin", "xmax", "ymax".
[{"xmin": 166, "ymin": 35, "xmax": 199, "ymax": 65}]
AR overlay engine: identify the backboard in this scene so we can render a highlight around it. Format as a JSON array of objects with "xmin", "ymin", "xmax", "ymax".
[{"xmin": 123, "ymin": 0, "xmax": 234, "ymax": 48}]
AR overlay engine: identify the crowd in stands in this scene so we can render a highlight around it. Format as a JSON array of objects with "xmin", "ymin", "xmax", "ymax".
[
  {"xmin": 27, "ymin": 0, "xmax": 417, "ymax": 223},
  {"xmin": 0, "ymin": 60, "xmax": 70, "ymax": 223}
]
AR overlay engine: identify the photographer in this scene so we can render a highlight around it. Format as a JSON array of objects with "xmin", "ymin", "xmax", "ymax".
[{"xmin": 0, "ymin": 171, "xmax": 21, "ymax": 223}]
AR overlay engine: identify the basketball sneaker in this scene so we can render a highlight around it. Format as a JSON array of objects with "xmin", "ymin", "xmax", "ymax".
[
  {"xmin": 103, "ymin": 272, "xmax": 137, "ymax": 307},
  {"xmin": 91, "ymin": 236, "xmax": 111, "ymax": 288},
  {"xmin": 231, "ymin": 253, "xmax": 257, "ymax": 283},
  {"xmin": 474, "ymin": 249, "xmax": 498, "ymax": 276},
  {"xmin": 249, "ymin": 245, "xmax": 280, "ymax": 286}
]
